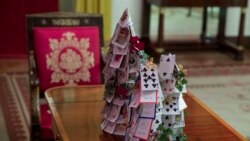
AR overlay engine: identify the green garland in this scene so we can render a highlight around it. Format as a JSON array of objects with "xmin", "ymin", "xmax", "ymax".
[{"xmin": 156, "ymin": 124, "xmax": 187, "ymax": 141}]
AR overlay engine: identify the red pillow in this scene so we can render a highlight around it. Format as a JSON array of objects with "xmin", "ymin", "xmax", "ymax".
[{"xmin": 33, "ymin": 27, "xmax": 101, "ymax": 92}]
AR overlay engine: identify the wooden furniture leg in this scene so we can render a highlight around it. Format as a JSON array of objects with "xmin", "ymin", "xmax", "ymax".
[
  {"xmin": 217, "ymin": 8, "xmax": 226, "ymax": 41},
  {"xmin": 235, "ymin": 7, "xmax": 246, "ymax": 60},
  {"xmin": 201, "ymin": 7, "xmax": 208, "ymax": 43},
  {"xmin": 157, "ymin": 7, "xmax": 164, "ymax": 47},
  {"xmin": 141, "ymin": 0, "xmax": 151, "ymax": 38}
]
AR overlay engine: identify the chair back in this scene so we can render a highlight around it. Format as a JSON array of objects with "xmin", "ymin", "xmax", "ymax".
[{"xmin": 26, "ymin": 12, "xmax": 104, "ymax": 93}]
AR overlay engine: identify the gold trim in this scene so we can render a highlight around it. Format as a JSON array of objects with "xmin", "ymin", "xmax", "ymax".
[{"xmin": 51, "ymin": 19, "xmax": 80, "ymax": 26}]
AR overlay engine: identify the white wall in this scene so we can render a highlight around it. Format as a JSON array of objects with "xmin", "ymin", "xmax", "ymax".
[
  {"xmin": 111, "ymin": 0, "xmax": 250, "ymax": 36},
  {"xmin": 226, "ymin": 6, "xmax": 250, "ymax": 36},
  {"xmin": 111, "ymin": 0, "xmax": 143, "ymax": 36}
]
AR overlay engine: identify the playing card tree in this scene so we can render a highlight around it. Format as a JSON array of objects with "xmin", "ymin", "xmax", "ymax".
[{"xmin": 100, "ymin": 8, "xmax": 148, "ymax": 137}]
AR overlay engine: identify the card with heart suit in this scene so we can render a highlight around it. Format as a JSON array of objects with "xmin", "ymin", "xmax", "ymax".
[
  {"xmin": 102, "ymin": 104, "xmax": 112, "ymax": 118},
  {"xmin": 139, "ymin": 103, "xmax": 156, "ymax": 119},
  {"xmin": 105, "ymin": 92, "xmax": 115, "ymax": 103},
  {"xmin": 159, "ymin": 54, "xmax": 176, "ymax": 80},
  {"xmin": 125, "ymin": 128, "xmax": 140, "ymax": 141},
  {"xmin": 133, "ymin": 118, "xmax": 153, "ymax": 140},
  {"xmin": 140, "ymin": 65, "xmax": 160, "ymax": 91},
  {"xmin": 106, "ymin": 104, "xmax": 122, "ymax": 122},
  {"xmin": 113, "ymin": 44, "xmax": 129, "ymax": 55},
  {"xmin": 162, "ymin": 93, "xmax": 180, "ymax": 115},
  {"xmin": 101, "ymin": 119, "xmax": 109, "ymax": 130},
  {"xmin": 161, "ymin": 79, "xmax": 176, "ymax": 95},
  {"xmin": 104, "ymin": 121, "xmax": 116, "ymax": 134},
  {"xmin": 110, "ymin": 54, "xmax": 124, "ymax": 68},
  {"xmin": 129, "ymin": 89, "xmax": 140, "ymax": 108},
  {"xmin": 119, "ymin": 8, "xmax": 133, "ymax": 28},
  {"xmin": 113, "ymin": 123, "xmax": 127, "ymax": 136},
  {"xmin": 140, "ymin": 90, "xmax": 157, "ymax": 103},
  {"xmin": 112, "ymin": 25, "xmax": 130, "ymax": 49},
  {"xmin": 113, "ymin": 96, "xmax": 125, "ymax": 106}
]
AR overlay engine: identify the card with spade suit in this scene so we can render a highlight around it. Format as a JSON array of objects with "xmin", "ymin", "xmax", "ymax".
[{"xmin": 159, "ymin": 54, "xmax": 176, "ymax": 80}]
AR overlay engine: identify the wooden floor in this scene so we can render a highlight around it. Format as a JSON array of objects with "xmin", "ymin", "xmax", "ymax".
[
  {"xmin": 0, "ymin": 48, "xmax": 250, "ymax": 73},
  {"xmin": 0, "ymin": 58, "xmax": 28, "ymax": 73}
]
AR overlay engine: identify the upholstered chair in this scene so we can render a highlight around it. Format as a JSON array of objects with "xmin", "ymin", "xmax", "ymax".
[{"xmin": 26, "ymin": 12, "xmax": 103, "ymax": 141}]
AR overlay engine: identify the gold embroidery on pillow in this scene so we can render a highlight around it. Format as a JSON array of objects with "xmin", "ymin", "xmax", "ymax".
[{"xmin": 46, "ymin": 31, "xmax": 95, "ymax": 85}]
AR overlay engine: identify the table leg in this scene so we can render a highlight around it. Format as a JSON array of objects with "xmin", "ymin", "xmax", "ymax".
[
  {"xmin": 157, "ymin": 7, "xmax": 164, "ymax": 47},
  {"xmin": 141, "ymin": 0, "xmax": 151, "ymax": 38},
  {"xmin": 201, "ymin": 7, "xmax": 208, "ymax": 43},
  {"xmin": 217, "ymin": 8, "xmax": 226, "ymax": 41},
  {"xmin": 235, "ymin": 7, "xmax": 246, "ymax": 60}
]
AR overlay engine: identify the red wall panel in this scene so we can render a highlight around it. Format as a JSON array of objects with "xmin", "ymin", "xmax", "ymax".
[{"xmin": 0, "ymin": 0, "xmax": 58, "ymax": 58}]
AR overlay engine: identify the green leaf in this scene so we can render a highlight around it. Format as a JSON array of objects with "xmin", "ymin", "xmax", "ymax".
[
  {"xmin": 181, "ymin": 79, "xmax": 187, "ymax": 85},
  {"xmin": 179, "ymin": 71, "xmax": 185, "ymax": 77},
  {"xmin": 176, "ymin": 85, "xmax": 183, "ymax": 92}
]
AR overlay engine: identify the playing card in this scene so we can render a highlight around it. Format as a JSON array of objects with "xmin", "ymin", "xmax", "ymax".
[
  {"xmin": 113, "ymin": 44, "xmax": 129, "ymax": 55},
  {"xmin": 101, "ymin": 119, "xmax": 109, "ymax": 130},
  {"xmin": 156, "ymin": 101, "xmax": 163, "ymax": 115},
  {"xmin": 157, "ymin": 83, "xmax": 164, "ymax": 101},
  {"xmin": 105, "ymin": 92, "xmax": 115, "ymax": 103},
  {"xmin": 133, "ymin": 118, "xmax": 153, "ymax": 140},
  {"xmin": 125, "ymin": 128, "xmax": 140, "ymax": 141},
  {"xmin": 162, "ymin": 93, "xmax": 180, "ymax": 115},
  {"xmin": 140, "ymin": 65, "xmax": 159, "ymax": 91},
  {"xmin": 129, "ymin": 89, "xmax": 140, "ymax": 108},
  {"xmin": 112, "ymin": 25, "xmax": 130, "ymax": 48},
  {"xmin": 161, "ymin": 79, "xmax": 176, "ymax": 95},
  {"xmin": 161, "ymin": 115, "xmax": 175, "ymax": 129},
  {"xmin": 140, "ymin": 90, "xmax": 157, "ymax": 103},
  {"xmin": 151, "ymin": 114, "xmax": 162, "ymax": 133},
  {"xmin": 116, "ymin": 102, "xmax": 131, "ymax": 124},
  {"xmin": 113, "ymin": 123, "xmax": 127, "ymax": 136},
  {"xmin": 179, "ymin": 94, "xmax": 187, "ymax": 111},
  {"xmin": 173, "ymin": 111, "xmax": 185, "ymax": 128},
  {"xmin": 102, "ymin": 104, "xmax": 111, "ymax": 118},
  {"xmin": 128, "ymin": 53, "xmax": 139, "ymax": 69},
  {"xmin": 106, "ymin": 104, "xmax": 122, "ymax": 122},
  {"xmin": 159, "ymin": 54, "xmax": 176, "ymax": 80},
  {"xmin": 113, "ymin": 96, "xmax": 125, "ymax": 106},
  {"xmin": 110, "ymin": 54, "xmax": 124, "ymax": 68},
  {"xmin": 119, "ymin": 54, "xmax": 129, "ymax": 71},
  {"xmin": 117, "ymin": 69, "xmax": 129, "ymax": 85},
  {"xmin": 119, "ymin": 8, "xmax": 133, "ymax": 28},
  {"xmin": 104, "ymin": 121, "xmax": 116, "ymax": 134},
  {"xmin": 139, "ymin": 103, "xmax": 156, "ymax": 119}
]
